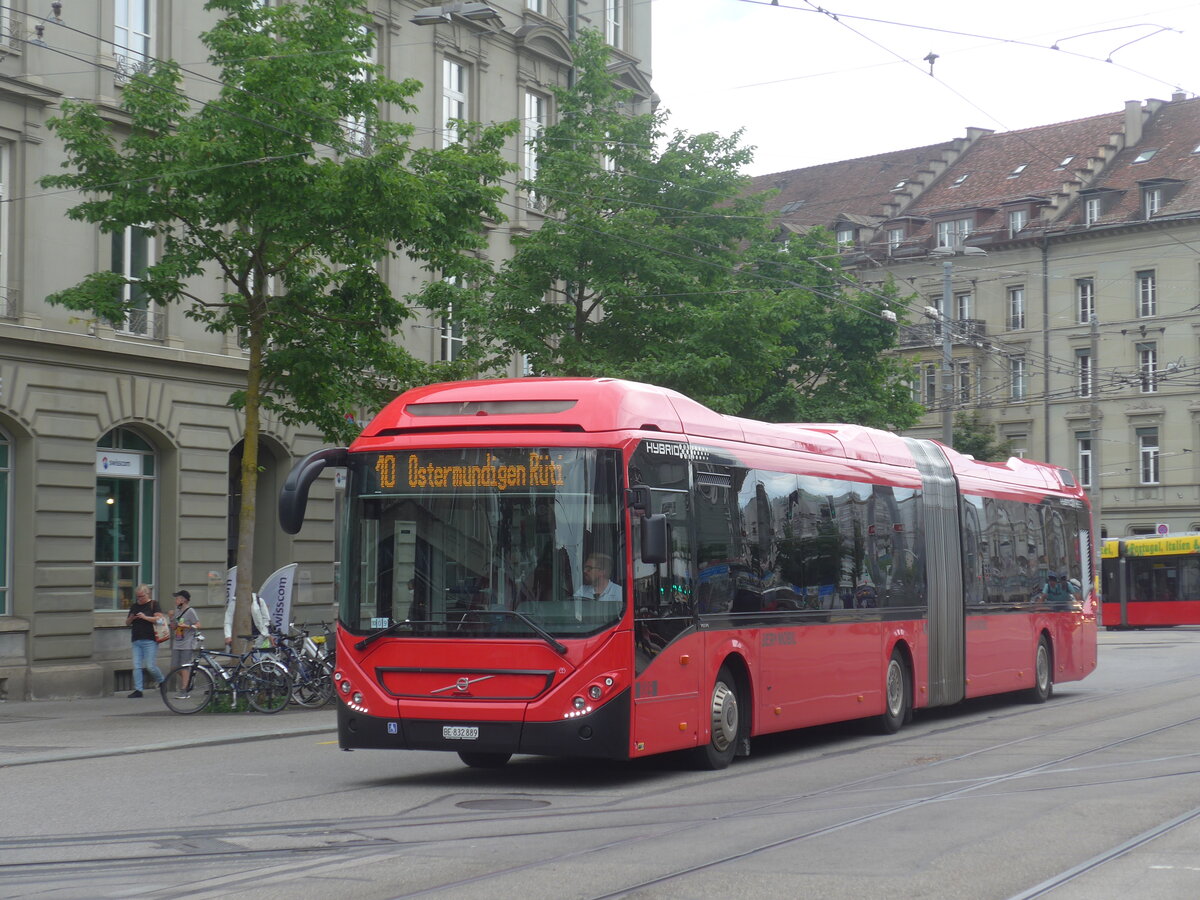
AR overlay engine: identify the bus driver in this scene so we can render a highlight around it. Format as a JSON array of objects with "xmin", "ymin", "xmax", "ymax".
[{"xmin": 577, "ymin": 554, "xmax": 622, "ymax": 602}]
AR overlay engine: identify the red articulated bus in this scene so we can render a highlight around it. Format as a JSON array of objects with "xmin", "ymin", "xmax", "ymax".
[
  {"xmin": 1101, "ymin": 534, "xmax": 1200, "ymax": 628},
  {"xmin": 280, "ymin": 378, "xmax": 1098, "ymax": 769}
]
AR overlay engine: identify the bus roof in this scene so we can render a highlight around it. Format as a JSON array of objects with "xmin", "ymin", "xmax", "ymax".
[{"xmin": 356, "ymin": 377, "xmax": 1076, "ymax": 492}]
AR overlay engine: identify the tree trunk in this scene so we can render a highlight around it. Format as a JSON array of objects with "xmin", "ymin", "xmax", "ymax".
[{"xmin": 233, "ymin": 329, "xmax": 264, "ymax": 653}]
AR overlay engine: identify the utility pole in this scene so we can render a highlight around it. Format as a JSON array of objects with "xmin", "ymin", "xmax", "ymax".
[
  {"xmin": 1088, "ymin": 313, "xmax": 1102, "ymax": 541},
  {"xmin": 941, "ymin": 260, "xmax": 954, "ymax": 447}
]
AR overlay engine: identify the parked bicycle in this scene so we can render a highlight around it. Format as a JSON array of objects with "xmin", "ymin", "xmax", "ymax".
[
  {"xmin": 159, "ymin": 633, "xmax": 291, "ymax": 715},
  {"xmin": 266, "ymin": 625, "xmax": 334, "ymax": 708}
]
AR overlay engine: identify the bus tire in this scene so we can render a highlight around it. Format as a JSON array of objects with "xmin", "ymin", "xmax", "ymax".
[
  {"xmin": 693, "ymin": 665, "xmax": 740, "ymax": 770},
  {"xmin": 878, "ymin": 649, "xmax": 910, "ymax": 734},
  {"xmin": 458, "ymin": 751, "xmax": 512, "ymax": 769},
  {"xmin": 1024, "ymin": 636, "xmax": 1053, "ymax": 704}
]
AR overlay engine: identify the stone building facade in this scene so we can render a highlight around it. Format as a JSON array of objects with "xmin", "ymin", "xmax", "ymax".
[
  {"xmin": 0, "ymin": 1, "xmax": 653, "ymax": 699},
  {"xmin": 754, "ymin": 94, "xmax": 1200, "ymax": 545}
]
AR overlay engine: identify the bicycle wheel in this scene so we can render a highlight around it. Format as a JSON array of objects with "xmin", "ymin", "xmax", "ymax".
[
  {"xmin": 160, "ymin": 665, "xmax": 215, "ymax": 714},
  {"xmin": 291, "ymin": 658, "xmax": 334, "ymax": 708},
  {"xmin": 244, "ymin": 660, "xmax": 290, "ymax": 714}
]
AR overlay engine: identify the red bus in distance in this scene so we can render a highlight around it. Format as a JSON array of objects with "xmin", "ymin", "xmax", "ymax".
[
  {"xmin": 280, "ymin": 378, "xmax": 1098, "ymax": 769},
  {"xmin": 1101, "ymin": 534, "xmax": 1200, "ymax": 628}
]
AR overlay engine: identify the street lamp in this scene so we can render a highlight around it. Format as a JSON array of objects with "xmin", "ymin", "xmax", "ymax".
[{"xmin": 927, "ymin": 245, "xmax": 987, "ymax": 448}]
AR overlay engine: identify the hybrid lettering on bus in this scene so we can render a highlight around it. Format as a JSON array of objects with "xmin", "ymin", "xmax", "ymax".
[{"xmin": 280, "ymin": 378, "xmax": 1098, "ymax": 769}]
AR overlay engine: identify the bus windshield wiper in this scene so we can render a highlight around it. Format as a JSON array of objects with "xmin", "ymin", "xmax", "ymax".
[
  {"xmin": 354, "ymin": 620, "xmax": 412, "ymax": 651},
  {"xmin": 481, "ymin": 609, "xmax": 568, "ymax": 654}
]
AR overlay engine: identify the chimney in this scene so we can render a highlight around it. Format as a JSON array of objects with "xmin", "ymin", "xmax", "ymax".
[
  {"xmin": 1173, "ymin": 91, "xmax": 1188, "ymax": 103},
  {"xmin": 1125, "ymin": 100, "xmax": 1144, "ymax": 147}
]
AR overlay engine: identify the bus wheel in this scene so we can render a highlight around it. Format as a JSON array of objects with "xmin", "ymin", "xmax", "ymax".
[
  {"xmin": 458, "ymin": 751, "xmax": 512, "ymax": 769},
  {"xmin": 1023, "ymin": 636, "xmax": 1053, "ymax": 704},
  {"xmin": 693, "ymin": 665, "xmax": 740, "ymax": 770},
  {"xmin": 878, "ymin": 650, "xmax": 910, "ymax": 734}
]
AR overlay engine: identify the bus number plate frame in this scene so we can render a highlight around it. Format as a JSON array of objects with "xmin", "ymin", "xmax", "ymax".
[{"xmin": 443, "ymin": 725, "xmax": 479, "ymax": 740}]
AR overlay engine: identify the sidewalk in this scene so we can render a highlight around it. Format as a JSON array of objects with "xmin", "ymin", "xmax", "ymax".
[{"xmin": 0, "ymin": 692, "xmax": 336, "ymax": 768}]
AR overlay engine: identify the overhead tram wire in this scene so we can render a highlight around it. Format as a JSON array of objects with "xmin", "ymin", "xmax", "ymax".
[{"xmin": 14, "ymin": 6, "xmax": 1194, "ymax": 401}]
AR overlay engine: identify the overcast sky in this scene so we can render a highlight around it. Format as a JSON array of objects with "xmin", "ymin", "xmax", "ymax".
[{"xmin": 650, "ymin": 0, "xmax": 1200, "ymax": 176}]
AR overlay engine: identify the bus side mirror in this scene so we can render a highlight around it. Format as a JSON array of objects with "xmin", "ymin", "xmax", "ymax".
[
  {"xmin": 641, "ymin": 513, "xmax": 669, "ymax": 565},
  {"xmin": 279, "ymin": 447, "xmax": 349, "ymax": 534}
]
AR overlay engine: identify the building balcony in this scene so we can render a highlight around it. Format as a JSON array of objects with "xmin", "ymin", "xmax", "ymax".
[{"xmin": 898, "ymin": 318, "xmax": 989, "ymax": 349}]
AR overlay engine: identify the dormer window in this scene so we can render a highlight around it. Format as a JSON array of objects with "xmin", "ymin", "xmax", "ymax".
[
  {"xmin": 935, "ymin": 217, "xmax": 972, "ymax": 249},
  {"xmin": 1084, "ymin": 196, "xmax": 1102, "ymax": 225},
  {"xmin": 1008, "ymin": 208, "xmax": 1028, "ymax": 237},
  {"xmin": 1132, "ymin": 149, "xmax": 1158, "ymax": 163},
  {"xmin": 886, "ymin": 227, "xmax": 904, "ymax": 251},
  {"xmin": 836, "ymin": 226, "xmax": 855, "ymax": 246},
  {"xmin": 1144, "ymin": 187, "xmax": 1162, "ymax": 217},
  {"xmin": 779, "ymin": 200, "xmax": 804, "ymax": 214},
  {"xmin": 1007, "ymin": 163, "xmax": 1028, "ymax": 178}
]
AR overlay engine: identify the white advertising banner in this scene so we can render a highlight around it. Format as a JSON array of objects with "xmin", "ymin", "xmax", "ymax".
[{"xmin": 259, "ymin": 563, "xmax": 299, "ymax": 635}]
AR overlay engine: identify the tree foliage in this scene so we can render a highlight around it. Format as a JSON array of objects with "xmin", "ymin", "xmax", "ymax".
[
  {"xmin": 953, "ymin": 410, "xmax": 1015, "ymax": 461},
  {"xmin": 40, "ymin": 0, "xmax": 515, "ymax": 636},
  {"xmin": 456, "ymin": 29, "xmax": 921, "ymax": 431}
]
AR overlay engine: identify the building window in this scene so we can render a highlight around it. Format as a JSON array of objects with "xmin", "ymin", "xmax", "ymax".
[
  {"xmin": 955, "ymin": 290, "xmax": 972, "ymax": 321},
  {"xmin": 935, "ymin": 217, "xmax": 972, "ymax": 249},
  {"xmin": 1008, "ymin": 433, "xmax": 1028, "ymax": 459},
  {"xmin": 1136, "ymin": 269, "xmax": 1157, "ymax": 317},
  {"xmin": 439, "ymin": 314, "xmax": 463, "ymax": 361},
  {"xmin": 441, "ymin": 59, "xmax": 467, "ymax": 146},
  {"xmin": 1084, "ymin": 197, "xmax": 1101, "ymax": 225},
  {"xmin": 956, "ymin": 361, "xmax": 972, "ymax": 404},
  {"xmin": 0, "ymin": 429, "xmax": 7, "ymax": 615},
  {"xmin": 1138, "ymin": 342, "xmax": 1158, "ymax": 393},
  {"xmin": 523, "ymin": 91, "xmax": 546, "ymax": 207},
  {"xmin": 1008, "ymin": 208, "xmax": 1027, "ymax": 237},
  {"xmin": 0, "ymin": 143, "xmax": 9, "ymax": 319},
  {"xmin": 1007, "ymin": 163, "xmax": 1028, "ymax": 178},
  {"xmin": 835, "ymin": 226, "xmax": 854, "ymax": 246},
  {"xmin": 112, "ymin": 225, "xmax": 156, "ymax": 337},
  {"xmin": 1144, "ymin": 187, "xmax": 1162, "ymax": 217},
  {"xmin": 1006, "ymin": 286, "xmax": 1025, "ymax": 330},
  {"xmin": 114, "ymin": 0, "xmax": 152, "ymax": 82},
  {"xmin": 1010, "ymin": 356, "xmax": 1026, "ymax": 400},
  {"xmin": 1133, "ymin": 149, "xmax": 1158, "ymax": 164},
  {"xmin": 1076, "ymin": 349, "xmax": 1093, "ymax": 397},
  {"xmin": 1138, "ymin": 428, "xmax": 1160, "ymax": 484},
  {"xmin": 1076, "ymin": 433, "xmax": 1092, "ymax": 487},
  {"xmin": 1056, "ymin": 155, "xmax": 1075, "ymax": 170},
  {"xmin": 923, "ymin": 363, "xmax": 937, "ymax": 406},
  {"xmin": 526, "ymin": 0, "xmax": 544, "ymax": 12},
  {"xmin": 95, "ymin": 427, "xmax": 157, "ymax": 610},
  {"xmin": 604, "ymin": 0, "xmax": 623, "ymax": 48},
  {"xmin": 886, "ymin": 227, "xmax": 904, "ymax": 252},
  {"xmin": 342, "ymin": 25, "xmax": 374, "ymax": 149},
  {"xmin": 1076, "ymin": 277, "xmax": 1095, "ymax": 323}
]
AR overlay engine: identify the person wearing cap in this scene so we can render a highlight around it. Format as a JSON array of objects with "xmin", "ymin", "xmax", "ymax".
[{"xmin": 168, "ymin": 590, "xmax": 201, "ymax": 698}]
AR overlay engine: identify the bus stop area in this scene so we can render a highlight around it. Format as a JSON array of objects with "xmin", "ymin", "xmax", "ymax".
[{"xmin": 0, "ymin": 694, "xmax": 335, "ymax": 768}]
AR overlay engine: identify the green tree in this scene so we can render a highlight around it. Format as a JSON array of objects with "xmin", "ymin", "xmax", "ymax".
[
  {"xmin": 458, "ymin": 30, "xmax": 921, "ymax": 431},
  {"xmin": 39, "ymin": 0, "xmax": 514, "ymax": 640},
  {"xmin": 953, "ymin": 410, "xmax": 1014, "ymax": 461}
]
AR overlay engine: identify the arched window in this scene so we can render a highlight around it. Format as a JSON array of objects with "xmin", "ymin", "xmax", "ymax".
[
  {"xmin": 0, "ymin": 428, "xmax": 9, "ymax": 615},
  {"xmin": 95, "ymin": 427, "xmax": 157, "ymax": 610}
]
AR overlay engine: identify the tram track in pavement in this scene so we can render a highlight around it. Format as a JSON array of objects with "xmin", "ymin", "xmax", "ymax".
[{"xmin": 5, "ymin": 669, "xmax": 1200, "ymax": 899}]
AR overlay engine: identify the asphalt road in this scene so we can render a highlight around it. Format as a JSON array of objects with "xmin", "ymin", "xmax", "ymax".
[{"xmin": 5, "ymin": 628, "xmax": 1200, "ymax": 900}]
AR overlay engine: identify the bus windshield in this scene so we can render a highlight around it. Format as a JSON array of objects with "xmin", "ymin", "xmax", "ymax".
[{"xmin": 343, "ymin": 447, "xmax": 624, "ymax": 640}]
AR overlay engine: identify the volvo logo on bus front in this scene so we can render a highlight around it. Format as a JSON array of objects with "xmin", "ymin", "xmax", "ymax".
[{"xmin": 431, "ymin": 674, "xmax": 495, "ymax": 695}]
